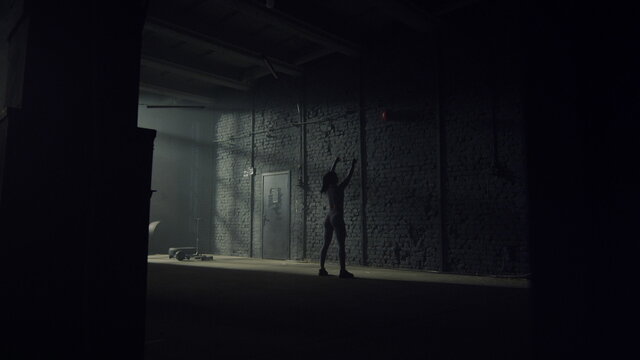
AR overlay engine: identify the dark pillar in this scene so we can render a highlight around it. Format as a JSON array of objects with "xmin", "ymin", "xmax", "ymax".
[
  {"xmin": 0, "ymin": 1, "xmax": 153, "ymax": 359},
  {"xmin": 524, "ymin": 1, "xmax": 640, "ymax": 358}
]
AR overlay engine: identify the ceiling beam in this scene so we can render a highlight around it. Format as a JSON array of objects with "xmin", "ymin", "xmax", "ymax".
[
  {"xmin": 433, "ymin": 0, "xmax": 484, "ymax": 16},
  {"xmin": 371, "ymin": 0, "xmax": 440, "ymax": 33},
  {"xmin": 293, "ymin": 47, "xmax": 337, "ymax": 66},
  {"xmin": 139, "ymin": 82, "xmax": 249, "ymax": 110},
  {"xmin": 139, "ymin": 82, "xmax": 216, "ymax": 105},
  {"xmin": 241, "ymin": 54, "xmax": 281, "ymax": 81},
  {"xmin": 144, "ymin": 17, "xmax": 302, "ymax": 78},
  {"xmin": 207, "ymin": 0, "xmax": 359, "ymax": 57},
  {"xmin": 141, "ymin": 56, "xmax": 251, "ymax": 91}
]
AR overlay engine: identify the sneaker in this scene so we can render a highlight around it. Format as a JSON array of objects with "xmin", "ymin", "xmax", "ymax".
[
  {"xmin": 318, "ymin": 268, "xmax": 329, "ymax": 276},
  {"xmin": 339, "ymin": 270, "xmax": 354, "ymax": 279}
]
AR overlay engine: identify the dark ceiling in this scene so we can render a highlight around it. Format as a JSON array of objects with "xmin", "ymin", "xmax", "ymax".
[{"xmin": 140, "ymin": 0, "xmax": 479, "ymax": 101}]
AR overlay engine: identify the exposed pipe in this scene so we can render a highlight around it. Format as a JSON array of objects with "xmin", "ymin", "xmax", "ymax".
[
  {"xmin": 144, "ymin": 105, "xmax": 205, "ymax": 109},
  {"xmin": 433, "ymin": 0, "xmax": 484, "ymax": 16},
  {"xmin": 139, "ymin": 82, "xmax": 215, "ymax": 105},
  {"xmin": 297, "ymin": 97, "xmax": 307, "ymax": 259},
  {"xmin": 212, "ymin": 113, "xmax": 355, "ymax": 143},
  {"xmin": 263, "ymin": 55, "xmax": 279, "ymax": 80},
  {"xmin": 358, "ymin": 56, "xmax": 369, "ymax": 266},
  {"xmin": 435, "ymin": 31, "xmax": 449, "ymax": 272},
  {"xmin": 207, "ymin": 0, "xmax": 360, "ymax": 57},
  {"xmin": 144, "ymin": 17, "xmax": 302, "ymax": 77},
  {"xmin": 141, "ymin": 56, "xmax": 251, "ymax": 91},
  {"xmin": 249, "ymin": 93, "xmax": 256, "ymax": 257},
  {"xmin": 139, "ymin": 82, "xmax": 249, "ymax": 110}
]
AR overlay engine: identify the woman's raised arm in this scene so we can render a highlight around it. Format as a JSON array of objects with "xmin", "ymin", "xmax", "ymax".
[
  {"xmin": 339, "ymin": 159, "xmax": 357, "ymax": 189},
  {"xmin": 330, "ymin": 157, "xmax": 340, "ymax": 172}
]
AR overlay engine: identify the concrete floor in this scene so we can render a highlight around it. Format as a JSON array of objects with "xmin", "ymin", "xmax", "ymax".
[{"xmin": 145, "ymin": 255, "xmax": 532, "ymax": 360}]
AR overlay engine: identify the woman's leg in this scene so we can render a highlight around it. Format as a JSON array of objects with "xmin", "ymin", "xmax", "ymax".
[
  {"xmin": 320, "ymin": 215, "xmax": 333, "ymax": 270},
  {"xmin": 334, "ymin": 216, "xmax": 347, "ymax": 271}
]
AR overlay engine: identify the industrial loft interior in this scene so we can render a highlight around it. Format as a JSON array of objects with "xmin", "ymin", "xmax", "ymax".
[{"xmin": 1, "ymin": 1, "xmax": 638, "ymax": 359}]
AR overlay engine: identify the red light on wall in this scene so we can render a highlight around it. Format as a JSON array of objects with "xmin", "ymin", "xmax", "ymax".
[{"xmin": 381, "ymin": 110, "xmax": 389, "ymax": 121}]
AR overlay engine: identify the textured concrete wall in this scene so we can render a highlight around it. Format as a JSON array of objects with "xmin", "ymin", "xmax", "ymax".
[
  {"xmin": 362, "ymin": 33, "xmax": 442, "ymax": 270},
  {"xmin": 439, "ymin": 1, "xmax": 528, "ymax": 274},
  {"xmin": 304, "ymin": 56, "xmax": 362, "ymax": 266},
  {"xmin": 212, "ymin": 111, "xmax": 252, "ymax": 256},
  {"xmin": 209, "ymin": 0, "xmax": 529, "ymax": 275},
  {"xmin": 250, "ymin": 79, "xmax": 304, "ymax": 259},
  {"xmin": 211, "ymin": 80, "xmax": 304, "ymax": 259}
]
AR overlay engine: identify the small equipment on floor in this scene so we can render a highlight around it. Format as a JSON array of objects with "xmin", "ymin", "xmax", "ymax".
[
  {"xmin": 168, "ymin": 246, "xmax": 197, "ymax": 261},
  {"xmin": 168, "ymin": 217, "xmax": 213, "ymax": 261}
]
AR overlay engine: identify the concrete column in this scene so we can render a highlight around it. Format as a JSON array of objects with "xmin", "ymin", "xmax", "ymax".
[{"xmin": 0, "ymin": 1, "xmax": 152, "ymax": 358}]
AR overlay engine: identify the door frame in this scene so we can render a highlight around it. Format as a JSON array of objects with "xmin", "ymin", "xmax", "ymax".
[{"xmin": 260, "ymin": 170, "xmax": 291, "ymax": 259}]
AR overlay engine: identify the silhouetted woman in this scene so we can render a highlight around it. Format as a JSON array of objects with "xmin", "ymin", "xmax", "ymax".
[{"xmin": 319, "ymin": 157, "xmax": 357, "ymax": 278}]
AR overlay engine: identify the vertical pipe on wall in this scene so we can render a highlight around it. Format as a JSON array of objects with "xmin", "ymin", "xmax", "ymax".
[
  {"xmin": 299, "ymin": 79, "xmax": 308, "ymax": 259},
  {"xmin": 210, "ymin": 109, "xmax": 218, "ymax": 254},
  {"xmin": 249, "ymin": 93, "xmax": 256, "ymax": 257},
  {"xmin": 358, "ymin": 56, "xmax": 369, "ymax": 266},
  {"xmin": 209, "ymin": 112, "xmax": 216, "ymax": 255},
  {"xmin": 435, "ymin": 31, "xmax": 449, "ymax": 272}
]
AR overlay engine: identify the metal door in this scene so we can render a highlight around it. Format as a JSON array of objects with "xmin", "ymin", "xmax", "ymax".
[{"xmin": 262, "ymin": 171, "xmax": 290, "ymax": 259}]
